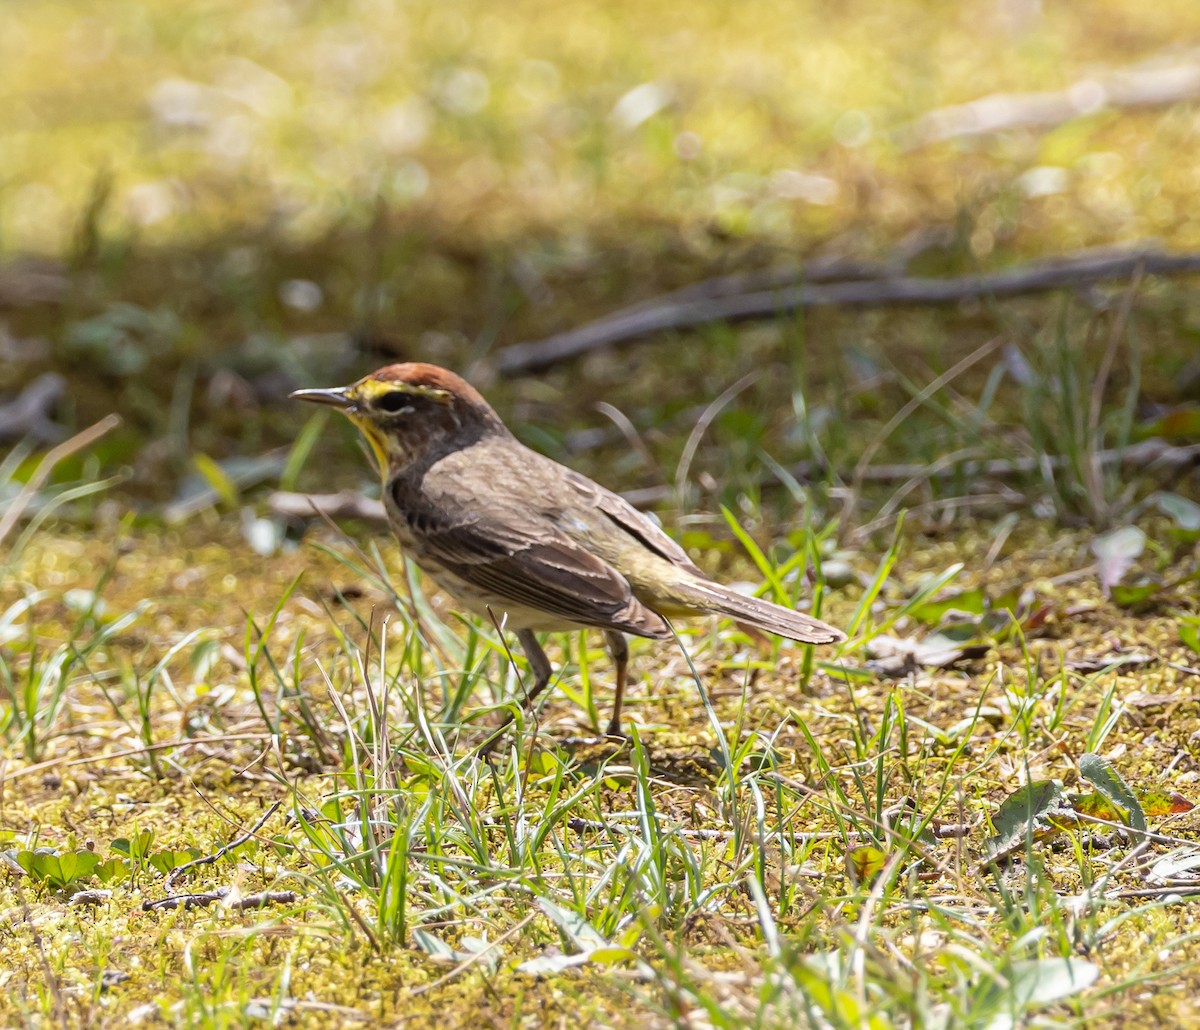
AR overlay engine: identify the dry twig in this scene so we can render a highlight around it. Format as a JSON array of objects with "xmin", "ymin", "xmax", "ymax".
[
  {"xmin": 165, "ymin": 801, "xmax": 283, "ymax": 888},
  {"xmin": 908, "ymin": 56, "xmax": 1200, "ymax": 146},
  {"xmin": 142, "ymin": 887, "xmax": 298, "ymax": 912},
  {"xmin": 269, "ymin": 438, "xmax": 1200, "ymax": 521},
  {"xmin": 496, "ymin": 247, "xmax": 1200, "ymax": 374}
]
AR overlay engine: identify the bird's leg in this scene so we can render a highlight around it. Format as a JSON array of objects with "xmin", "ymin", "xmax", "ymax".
[
  {"xmin": 604, "ymin": 630, "xmax": 629, "ymax": 737},
  {"xmin": 477, "ymin": 628, "xmax": 552, "ymax": 756},
  {"xmin": 514, "ymin": 628, "xmax": 554, "ymax": 709}
]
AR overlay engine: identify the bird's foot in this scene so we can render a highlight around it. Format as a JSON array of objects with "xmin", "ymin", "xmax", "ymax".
[
  {"xmin": 473, "ymin": 716, "xmax": 517, "ymax": 759},
  {"xmin": 554, "ymin": 727, "xmax": 633, "ymax": 753}
]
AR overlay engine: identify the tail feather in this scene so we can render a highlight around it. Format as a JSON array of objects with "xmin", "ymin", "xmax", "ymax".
[{"xmin": 677, "ymin": 579, "xmax": 845, "ymax": 644}]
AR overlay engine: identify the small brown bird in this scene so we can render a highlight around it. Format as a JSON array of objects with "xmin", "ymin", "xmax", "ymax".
[{"xmin": 292, "ymin": 363, "xmax": 844, "ymax": 743}]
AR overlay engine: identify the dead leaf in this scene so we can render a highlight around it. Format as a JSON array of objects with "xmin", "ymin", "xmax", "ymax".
[{"xmin": 1091, "ymin": 526, "xmax": 1146, "ymax": 596}]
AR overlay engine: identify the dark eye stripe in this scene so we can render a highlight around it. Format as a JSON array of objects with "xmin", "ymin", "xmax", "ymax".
[{"xmin": 376, "ymin": 392, "xmax": 413, "ymax": 414}]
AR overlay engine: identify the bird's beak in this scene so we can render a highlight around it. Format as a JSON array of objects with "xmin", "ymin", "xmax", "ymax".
[
  {"xmin": 291, "ymin": 383, "xmax": 389, "ymax": 477},
  {"xmin": 290, "ymin": 387, "xmax": 353, "ymax": 409}
]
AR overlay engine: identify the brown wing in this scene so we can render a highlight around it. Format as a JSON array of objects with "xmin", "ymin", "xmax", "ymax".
[
  {"xmin": 400, "ymin": 469, "xmax": 671, "ymax": 639},
  {"xmin": 563, "ymin": 470, "xmax": 704, "ymax": 575}
]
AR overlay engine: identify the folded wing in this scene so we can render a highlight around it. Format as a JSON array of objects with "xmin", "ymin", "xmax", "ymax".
[{"xmin": 402, "ymin": 471, "xmax": 671, "ymax": 639}]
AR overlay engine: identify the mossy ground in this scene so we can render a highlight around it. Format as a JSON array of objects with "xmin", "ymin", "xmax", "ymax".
[{"xmin": 4, "ymin": 513, "xmax": 1200, "ymax": 1027}]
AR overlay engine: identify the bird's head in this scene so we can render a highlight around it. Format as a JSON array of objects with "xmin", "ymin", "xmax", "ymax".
[{"xmin": 291, "ymin": 363, "xmax": 506, "ymax": 477}]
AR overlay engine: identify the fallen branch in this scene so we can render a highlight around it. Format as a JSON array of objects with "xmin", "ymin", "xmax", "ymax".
[
  {"xmin": 908, "ymin": 56, "xmax": 1200, "ymax": 146},
  {"xmin": 565, "ymin": 814, "xmax": 974, "ymax": 844},
  {"xmin": 496, "ymin": 247, "xmax": 1200, "ymax": 374},
  {"xmin": 143, "ymin": 888, "xmax": 232, "ymax": 911},
  {"xmin": 267, "ymin": 489, "xmax": 386, "ymax": 523},
  {"xmin": 142, "ymin": 887, "xmax": 298, "ymax": 912},
  {"xmin": 624, "ymin": 438, "xmax": 1200, "ymax": 508},
  {"xmin": 268, "ymin": 439, "xmax": 1200, "ymax": 519},
  {"xmin": 601, "ymin": 254, "xmax": 895, "ymax": 316},
  {"xmin": 0, "ymin": 373, "xmax": 67, "ymax": 444},
  {"xmin": 0, "ymin": 260, "xmax": 68, "ymax": 307}
]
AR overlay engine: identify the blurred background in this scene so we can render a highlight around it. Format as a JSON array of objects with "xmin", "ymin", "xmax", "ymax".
[{"xmin": 3, "ymin": 0, "xmax": 1200, "ymax": 527}]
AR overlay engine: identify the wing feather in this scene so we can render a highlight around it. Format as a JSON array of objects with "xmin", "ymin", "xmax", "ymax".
[
  {"xmin": 564, "ymin": 470, "xmax": 704, "ymax": 575},
  {"xmin": 395, "ymin": 462, "xmax": 671, "ymax": 638}
]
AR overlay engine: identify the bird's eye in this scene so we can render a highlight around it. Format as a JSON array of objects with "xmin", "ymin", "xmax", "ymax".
[{"xmin": 376, "ymin": 392, "xmax": 413, "ymax": 414}]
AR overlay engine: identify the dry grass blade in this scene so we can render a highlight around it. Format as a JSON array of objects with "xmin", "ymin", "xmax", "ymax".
[
  {"xmin": 164, "ymin": 801, "xmax": 283, "ymax": 889},
  {"xmin": 0, "ymin": 413, "xmax": 121, "ymax": 549},
  {"xmin": 0, "ymin": 732, "xmax": 271, "ymax": 786},
  {"xmin": 1084, "ymin": 262, "xmax": 1144, "ymax": 522},
  {"xmin": 844, "ymin": 336, "xmax": 1006, "ymax": 534},
  {"xmin": 409, "ymin": 912, "xmax": 538, "ymax": 997},
  {"xmin": 674, "ymin": 371, "xmax": 760, "ymax": 501}
]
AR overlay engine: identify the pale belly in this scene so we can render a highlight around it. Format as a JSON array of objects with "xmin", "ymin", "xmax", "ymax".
[{"xmin": 420, "ymin": 560, "xmax": 592, "ymax": 633}]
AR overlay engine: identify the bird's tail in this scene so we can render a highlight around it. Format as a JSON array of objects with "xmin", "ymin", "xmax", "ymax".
[{"xmin": 673, "ymin": 579, "xmax": 845, "ymax": 644}]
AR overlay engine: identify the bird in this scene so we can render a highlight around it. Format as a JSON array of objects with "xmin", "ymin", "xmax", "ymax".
[{"xmin": 292, "ymin": 363, "xmax": 845, "ymax": 747}]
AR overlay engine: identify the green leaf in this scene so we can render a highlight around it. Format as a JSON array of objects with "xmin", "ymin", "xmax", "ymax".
[
  {"xmin": 1137, "ymin": 405, "xmax": 1200, "ymax": 442},
  {"xmin": 1110, "ymin": 580, "xmax": 1161, "ymax": 609},
  {"xmin": 617, "ymin": 923, "xmax": 645, "ymax": 950},
  {"xmin": 846, "ymin": 844, "xmax": 887, "ymax": 886},
  {"xmin": 587, "ymin": 946, "xmax": 638, "ymax": 965},
  {"xmin": 111, "ymin": 829, "xmax": 155, "ymax": 861},
  {"xmin": 1177, "ymin": 615, "xmax": 1200, "ymax": 654},
  {"xmin": 523, "ymin": 750, "xmax": 562, "ymax": 776},
  {"xmin": 280, "ymin": 408, "xmax": 330, "ymax": 492},
  {"xmin": 908, "ymin": 586, "xmax": 987, "ymax": 624},
  {"xmin": 16, "ymin": 850, "xmax": 42, "ymax": 878},
  {"xmin": 1104, "ymin": 581, "xmax": 1161, "ymax": 605},
  {"xmin": 16, "ymin": 849, "xmax": 101, "ymax": 889},
  {"xmin": 95, "ymin": 858, "xmax": 131, "ymax": 884},
  {"xmin": 56, "ymin": 850, "xmax": 100, "ymax": 886},
  {"xmin": 147, "ymin": 849, "xmax": 199, "ymax": 876},
  {"xmin": 985, "ymin": 780, "xmax": 1069, "ymax": 857},
  {"xmin": 890, "ymin": 814, "xmax": 938, "ymax": 848},
  {"xmin": 32, "ymin": 853, "xmax": 64, "ymax": 885},
  {"xmin": 537, "ymin": 898, "xmax": 608, "ymax": 951},
  {"xmin": 1079, "ymin": 753, "xmax": 1146, "ymax": 833},
  {"xmin": 411, "ymin": 929, "xmax": 460, "ymax": 962},
  {"xmin": 1152, "ymin": 492, "xmax": 1200, "ymax": 533},
  {"xmin": 989, "ymin": 957, "xmax": 1099, "ymax": 1011},
  {"xmin": 192, "ymin": 453, "xmax": 239, "ymax": 507}
]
